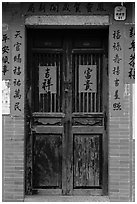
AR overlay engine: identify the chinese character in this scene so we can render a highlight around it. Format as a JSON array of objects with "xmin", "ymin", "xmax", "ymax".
[
  {"xmin": 113, "ymin": 30, "xmax": 121, "ymax": 39},
  {"xmin": 42, "ymin": 78, "xmax": 53, "ymax": 92},
  {"xmin": 129, "ymin": 53, "xmax": 135, "ymax": 68},
  {"xmin": 15, "ymin": 31, "xmax": 22, "ymax": 39},
  {"xmin": 27, "ymin": 3, "xmax": 35, "ymax": 13},
  {"xmin": 74, "ymin": 3, "xmax": 81, "ymax": 13},
  {"xmin": 129, "ymin": 27, "xmax": 135, "ymax": 38},
  {"xmin": 13, "ymin": 79, "xmax": 21, "ymax": 86},
  {"xmin": 114, "ymin": 78, "xmax": 120, "ymax": 86},
  {"xmin": 113, "ymin": 66, "xmax": 120, "ymax": 75},
  {"xmin": 113, "ymin": 102, "xmax": 122, "ymax": 111},
  {"xmin": 114, "ymin": 90, "xmax": 120, "ymax": 99},
  {"xmin": 14, "ymin": 89, "xmax": 21, "ymax": 99},
  {"xmin": 2, "ymin": 56, "xmax": 9, "ymax": 64},
  {"xmin": 14, "ymin": 102, "xmax": 21, "ymax": 111},
  {"xmin": 129, "ymin": 40, "xmax": 135, "ymax": 51},
  {"xmin": 14, "ymin": 54, "xmax": 22, "ymax": 63},
  {"xmin": 113, "ymin": 42, "xmax": 122, "ymax": 51},
  {"xmin": 128, "ymin": 67, "xmax": 135, "ymax": 79},
  {"xmin": 2, "ymin": 45, "xmax": 9, "ymax": 54},
  {"xmin": 86, "ymin": 3, "xmax": 93, "ymax": 13},
  {"xmin": 2, "ymin": 34, "xmax": 9, "ymax": 43},
  {"xmin": 113, "ymin": 54, "xmax": 122, "ymax": 63},
  {"xmin": 62, "ymin": 3, "xmax": 70, "ymax": 12},
  {"xmin": 84, "ymin": 67, "xmax": 93, "ymax": 79},
  {"xmin": 50, "ymin": 3, "xmax": 59, "ymax": 12},
  {"xmin": 14, "ymin": 42, "xmax": 22, "ymax": 51},
  {"xmin": 97, "ymin": 3, "xmax": 106, "ymax": 11},
  {"xmin": 84, "ymin": 79, "xmax": 93, "ymax": 91},
  {"xmin": 39, "ymin": 3, "xmax": 45, "ymax": 12},
  {"xmin": 13, "ymin": 66, "xmax": 21, "ymax": 75},
  {"xmin": 2, "ymin": 64, "xmax": 9, "ymax": 75},
  {"xmin": 45, "ymin": 68, "xmax": 50, "ymax": 78}
]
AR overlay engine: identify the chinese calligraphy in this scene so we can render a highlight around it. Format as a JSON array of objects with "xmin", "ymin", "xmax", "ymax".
[
  {"xmin": 39, "ymin": 66, "xmax": 56, "ymax": 94},
  {"xmin": 2, "ymin": 31, "xmax": 10, "ymax": 79},
  {"xmin": 79, "ymin": 65, "xmax": 96, "ymax": 93},
  {"xmin": 124, "ymin": 25, "xmax": 135, "ymax": 83},
  {"xmin": 11, "ymin": 25, "xmax": 24, "ymax": 116},
  {"xmin": 110, "ymin": 25, "xmax": 124, "ymax": 116},
  {"xmin": 26, "ymin": 2, "xmax": 107, "ymax": 14}
]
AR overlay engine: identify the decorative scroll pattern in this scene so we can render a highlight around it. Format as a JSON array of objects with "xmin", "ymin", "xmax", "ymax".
[
  {"xmin": 72, "ymin": 117, "xmax": 103, "ymax": 126},
  {"xmin": 109, "ymin": 25, "xmax": 124, "ymax": 116},
  {"xmin": 124, "ymin": 25, "xmax": 135, "ymax": 83},
  {"xmin": 34, "ymin": 118, "xmax": 62, "ymax": 126},
  {"xmin": 11, "ymin": 25, "xmax": 24, "ymax": 116}
]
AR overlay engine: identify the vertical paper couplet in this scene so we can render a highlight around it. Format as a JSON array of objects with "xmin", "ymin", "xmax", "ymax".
[
  {"xmin": 109, "ymin": 25, "xmax": 124, "ymax": 116},
  {"xmin": 11, "ymin": 24, "xmax": 24, "ymax": 116}
]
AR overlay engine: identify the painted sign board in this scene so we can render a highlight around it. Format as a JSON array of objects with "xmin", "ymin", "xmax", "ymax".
[
  {"xmin": 114, "ymin": 6, "xmax": 126, "ymax": 21},
  {"xmin": 2, "ymin": 80, "xmax": 10, "ymax": 114}
]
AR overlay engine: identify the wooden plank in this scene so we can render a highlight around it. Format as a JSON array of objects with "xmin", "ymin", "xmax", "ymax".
[
  {"xmin": 72, "ymin": 113, "xmax": 104, "ymax": 117},
  {"xmin": 72, "ymin": 126, "xmax": 104, "ymax": 133},
  {"xmin": 32, "ymin": 112, "xmax": 65, "ymax": 118},
  {"xmin": 102, "ymin": 53, "xmax": 108, "ymax": 195},
  {"xmin": 73, "ymin": 189, "xmax": 102, "ymax": 196},
  {"xmin": 35, "ymin": 189, "xmax": 62, "ymax": 195},
  {"xmin": 32, "ymin": 126, "xmax": 63, "ymax": 134}
]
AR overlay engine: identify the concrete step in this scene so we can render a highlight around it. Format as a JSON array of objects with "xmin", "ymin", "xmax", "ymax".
[{"xmin": 24, "ymin": 195, "xmax": 110, "ymax": 202}]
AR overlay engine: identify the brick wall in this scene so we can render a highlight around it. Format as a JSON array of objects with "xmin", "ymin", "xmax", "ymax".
[
  {"xmin": 2, "ymin": 116, "xmax": 25, "ymax": 201},
  {"xmin": 109, "ymin": 84, "xmax": 133, "ymax": 202}
]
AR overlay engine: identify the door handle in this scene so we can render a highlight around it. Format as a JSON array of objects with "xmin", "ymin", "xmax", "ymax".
[
  {"xmin": 104, "ymin": 111, "xmax": 107, "ymax": 130},
  {"xmin": 65, "ymin": 88, "xmax": 69, "ymax": 93}
]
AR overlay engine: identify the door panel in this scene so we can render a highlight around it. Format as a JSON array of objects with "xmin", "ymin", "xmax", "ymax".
[
  {"xmin": 74, "ymin": 134, "xmax": 102, "ymax": 188},
  {"xmin": 26, "ymin": 29, "xmax": 108, "ymax": 195},
  {"xmin": 33, "ymin": 134, "xmax": 62, "ymax": 188}
]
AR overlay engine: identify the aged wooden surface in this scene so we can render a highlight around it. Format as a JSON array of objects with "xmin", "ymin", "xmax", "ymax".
[
  {"xmin": 74, "ymin": 135, "xmax": 102, "ymax": 188},
  {"xmin": 33, "ymin": 134, "xmax": 62, "ymax": 188}
]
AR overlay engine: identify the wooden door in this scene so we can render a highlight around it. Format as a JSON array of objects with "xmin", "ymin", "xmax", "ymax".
[{"xmin": 26, "ymin": 29, "xmax": 108, "ymax": 196}]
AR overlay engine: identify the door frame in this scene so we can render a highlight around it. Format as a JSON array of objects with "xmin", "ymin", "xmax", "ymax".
[{"xmin": 25, "ymin": 26, "xmax": 109, "ymax": 196}]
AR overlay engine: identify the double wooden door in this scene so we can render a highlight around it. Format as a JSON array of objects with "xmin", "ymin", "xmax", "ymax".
[{"xmin": 27, "ymin": 29, "xmax": 108, "ymax": 195}]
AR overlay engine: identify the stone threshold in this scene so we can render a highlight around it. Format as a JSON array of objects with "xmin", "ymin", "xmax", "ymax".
[{"xmin": 24, "ymin": 195, "xmax": 110, "ymax": 202}]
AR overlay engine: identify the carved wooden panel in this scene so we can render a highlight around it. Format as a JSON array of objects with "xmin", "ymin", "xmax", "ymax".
[
  {"xmin": 74, "ymin": 134, "xmax": 102, "ymax": 188},
  {"xmin": 33, "ymin": 117, "xmax": 62, "ymax": 126},
  {"xmin": 72, "ymin": 117, "xmax": 103, "ymax": 126},
  {"xmin": 33, "ymin": 134, "xmax": 62, "ymax": 188}
]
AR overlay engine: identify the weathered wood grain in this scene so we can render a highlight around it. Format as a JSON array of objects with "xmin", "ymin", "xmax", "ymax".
[{"xmin": 74, "ymin": 134, "xmax": 102, "ymax": 188}]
